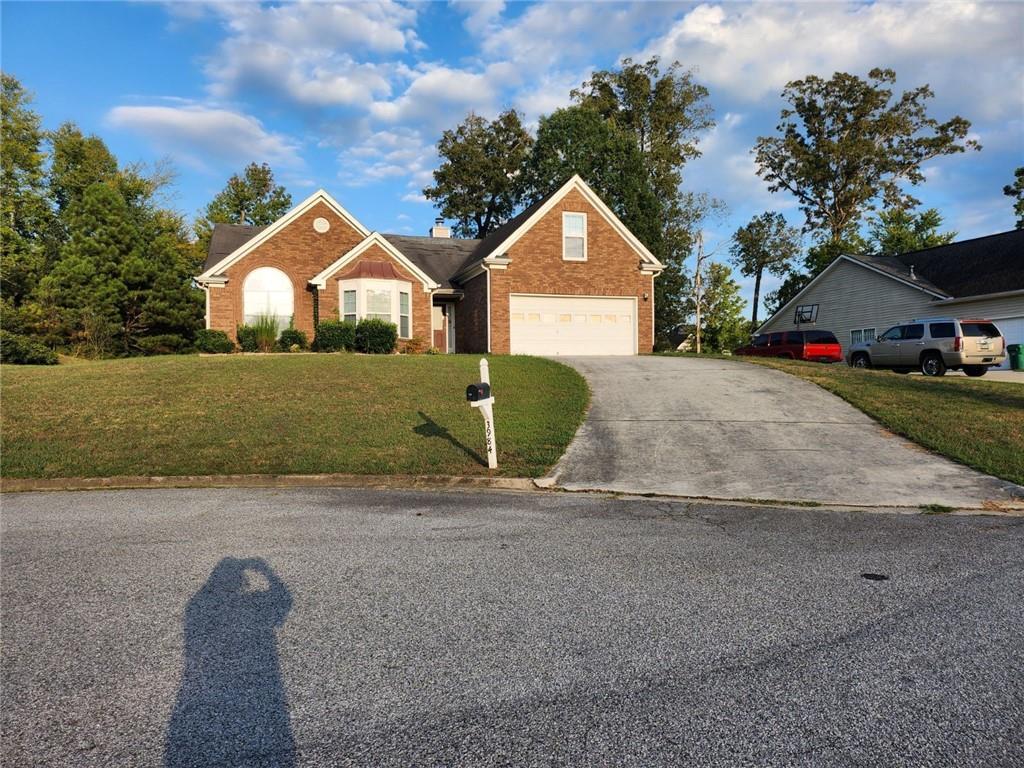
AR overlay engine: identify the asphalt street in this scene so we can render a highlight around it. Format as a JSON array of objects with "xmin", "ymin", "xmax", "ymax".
[{"xmin": 2, "ymin": 487, "xmax": 1023, "ymax": 767}]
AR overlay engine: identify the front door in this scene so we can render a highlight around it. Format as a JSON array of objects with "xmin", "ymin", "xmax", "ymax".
[{"xmin": 432, "ymin": 305, "xmax": 446, "ymax": 352}]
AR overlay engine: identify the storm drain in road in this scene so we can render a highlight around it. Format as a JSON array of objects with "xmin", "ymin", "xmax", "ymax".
[{"xmin": 861, "ymin": 573, "xmax": 889, "ymax": 581}]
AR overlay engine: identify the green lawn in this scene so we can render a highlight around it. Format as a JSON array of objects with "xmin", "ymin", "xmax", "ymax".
[
  {"xmin": 745, "ymin": 358, "xmax": 1024, "ymax": 486},
  {"xmin": 1, "ymin": 354, "xmax": 589, "ymax": 479}
]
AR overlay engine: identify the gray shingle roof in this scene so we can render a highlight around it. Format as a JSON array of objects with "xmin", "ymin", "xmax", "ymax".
[
  {"xmin": 851, "ymin": 229, "xmax": 1024, "ymax": 299},
  {"xmin": 379, "ymin": 234, "xmax": 480, "ymax": 289},
  {"xmin": 203, "ymin": 224, "xmax": 267, "ymax": 273}
]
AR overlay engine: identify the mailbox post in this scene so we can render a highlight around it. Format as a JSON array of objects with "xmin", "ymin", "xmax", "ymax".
[{"xmin": 466, "ymin": 358, "xmax": 497, "ymax": 469}]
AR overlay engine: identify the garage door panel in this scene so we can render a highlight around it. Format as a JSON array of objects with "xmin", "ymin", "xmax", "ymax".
[{"xmin": 510, "ymin": 295, "xmax": 636, "ymax": 356}]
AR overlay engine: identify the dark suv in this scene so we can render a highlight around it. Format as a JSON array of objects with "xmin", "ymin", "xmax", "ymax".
[{"xmin": 735, "ymin": 330, "xmax": 843, "ymax": 363}]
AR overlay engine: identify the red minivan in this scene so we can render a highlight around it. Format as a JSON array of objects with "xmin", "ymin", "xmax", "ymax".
[{"xmin": 735, "ymin": 330, "xmax": 843, "ymax": 363}]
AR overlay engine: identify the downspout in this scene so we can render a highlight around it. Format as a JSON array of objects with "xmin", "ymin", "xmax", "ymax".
[
  {"xmin": 311, "ymin": 285, "xmax": 320, "ymax": 335},
  {"xmin": 202, "ymin": 284, "xmax": 211, "ymax": 330},
  {"xmin": 485, "ymin": 266, "xmax": 491, "ymax": 353}
]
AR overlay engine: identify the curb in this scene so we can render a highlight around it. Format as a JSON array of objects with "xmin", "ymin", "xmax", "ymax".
[
  {"xmin": 1, "ymin": 473, "xmax": 539, "ymax": 494},
  {"xmin": 4, "ymin": 475, "xmax": 1021, "ymax": 517}
]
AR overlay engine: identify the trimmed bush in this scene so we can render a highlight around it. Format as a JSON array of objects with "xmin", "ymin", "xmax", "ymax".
[
  {"xmin": 237, "ymin": 325, "xmax": 258, "ymax": 352},
  {"xmin": 354, "ymin": 318, "xmax": 397, "ymax": 354},
  {"xmin": 195, "ymin": 329, "xmax": 235, "ymax": 354},
  {"xmin": 313, "ymin": 320, "xmax": 356, "ymax": 352},
  {"xmin": 403, "ymin": 336, "xmax": 428, "ymax": 354},
  {"xmin": 276, "ymin": 328, "xmax": 308, "ymax": 351},
  {"xmin": 137, "ymin": 334, "xmax": 190, "ymax": 356},
  {"xmin": 0, "ymin": 330, "xmax": 58, "ymax": 365}
]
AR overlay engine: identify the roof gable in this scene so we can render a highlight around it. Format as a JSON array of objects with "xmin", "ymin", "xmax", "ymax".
[
  {"xmin": 309, "ymin": 232, "xmax": 439, "ymax": 291},
  {"xmin": 196, "ymin": 189, "xmax": 370, "ymax": 281},
  {"xmin": 756, "ymin": 254, "xmax": 949, "ymax": 334},
  {"xmin": 452, "ymin": 175, "xmax": 663, "ymax": 281}
]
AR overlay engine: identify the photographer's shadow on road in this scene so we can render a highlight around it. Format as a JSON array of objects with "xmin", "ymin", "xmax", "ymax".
[{"xmin": 165, "ymin": 557, "xmax": 295, "ymax": 768}]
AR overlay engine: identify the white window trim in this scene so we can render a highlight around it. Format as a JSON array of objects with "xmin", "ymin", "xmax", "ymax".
[
  {"xmin": 338, "ymin": 278, "xmax": 413, "ymax": 338},
  {"xmin": 850, "ymin": 328, "xmax": 877, "ymax": 346},
  {"xmin": 562, "ymin": 211, "xmax": 588, "ymax": 262}
]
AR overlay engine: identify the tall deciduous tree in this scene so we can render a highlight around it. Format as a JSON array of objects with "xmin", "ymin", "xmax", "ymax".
[
  {"xmin": 1004, "ymin": 167, "xmax": 1024, "ymax": 229},
  {"xmin": 423, "ymin": 110, "xmax": 532, "ymax": 238},
  {"xmin": 194, "ymin": 162, "xmax": 292, "ymax": 253},
  {"xmin": 867, "ymin": 206, "xmax": 956, "ymax": 255},
  {"xmin": 729, "ymin": 212, "xmax": 800, "ymax": 326},
  {"xmin": 693, "ymin": 262, "xmax": 747, "ymax": 354},
  {"xmin": 572, "ymin": 58, "xmax": 714, "ymax": 336},
  {"xmin": 48, "ymin": 122, "xmax": 119, "ymax": 216},
  {"xmin": 1, "ymin": 74, "xmax": 50, "ymax": 306},
  {"xmin": 754, "ymin": 68, "xmax": 979, "ymax": 254}
]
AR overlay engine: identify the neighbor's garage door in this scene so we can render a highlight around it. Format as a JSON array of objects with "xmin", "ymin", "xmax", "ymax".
[
  {"xmin": 509, "ymin": 294, "xmax": 636, "ymax": 356},
  {"xmin": 995, "ymin": 316, "xmax": 1024, "ymax": 369}
]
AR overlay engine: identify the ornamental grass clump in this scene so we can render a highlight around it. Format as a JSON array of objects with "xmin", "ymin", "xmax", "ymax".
[{"xmin": 252, "ymin": 314, "xmax": 281, "ymax": 353}]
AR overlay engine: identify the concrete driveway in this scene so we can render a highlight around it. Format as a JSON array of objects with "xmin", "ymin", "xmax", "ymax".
[{"xmin": 544, "ymin": 356, "xmax": 1022, "ymax": 508}]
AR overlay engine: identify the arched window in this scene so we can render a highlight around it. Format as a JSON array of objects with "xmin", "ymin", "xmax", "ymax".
[{"xmin": 243, "ymin": 267, "xmax": 293, "ymax": 330}]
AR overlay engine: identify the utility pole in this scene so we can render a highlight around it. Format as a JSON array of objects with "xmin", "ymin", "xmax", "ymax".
[{"xmin": 694, "ymin": 231, "xmax": 706, "ymax": 354}]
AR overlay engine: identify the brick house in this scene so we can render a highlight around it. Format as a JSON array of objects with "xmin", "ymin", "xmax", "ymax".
[{"xmin": 195, "ymin": 175, "xmax": 663, "ymax": 355}]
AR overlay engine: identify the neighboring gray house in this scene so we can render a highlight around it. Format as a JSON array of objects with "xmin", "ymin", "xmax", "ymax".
[{"xmin": 757, "ymin": 229, "xmax": 1024, "ymax": 368}]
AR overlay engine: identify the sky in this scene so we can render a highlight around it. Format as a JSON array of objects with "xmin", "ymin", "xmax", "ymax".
[{"xmin": 2, "ymin": 0, "xmax": 1022, "ymax": 315}]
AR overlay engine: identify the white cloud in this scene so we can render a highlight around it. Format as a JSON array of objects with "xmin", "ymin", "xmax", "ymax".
[
  {"xmin": 645, "ymin": 2, "xmax": 1023, "ymax": 119},
  {"xmin": 106, "ymin": 104, "xmax": 302, "ymax": 168},
  {"xmin": 402, "ymin": 192, "xmax": 429, "ymax": 204},
  {"xmin": 369, "ymin": 63, "xmax": 516, "ymax": 132},
  {"xmin": 338, "ymin": 128, "xmax": 437, "ymax": 190},
  {"xmin": 451, "ymin": 0, "xmax": 506, "ymax": 36},
  {"xmin": 202, "ymin": 1, "xmax": 422, "ymax": 107}
]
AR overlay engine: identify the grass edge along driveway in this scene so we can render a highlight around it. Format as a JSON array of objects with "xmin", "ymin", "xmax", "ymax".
[
  {"xmin": 663, "ymin": 353, "xmax": 1023, "ymax": 487},
  {"xmin": 1, "ymin": 354, "xmax": 589, "ymax": 480}
]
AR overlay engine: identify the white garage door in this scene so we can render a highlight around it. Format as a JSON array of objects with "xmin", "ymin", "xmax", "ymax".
[
  {"xmin": 994, "ymin": 316, "xmax": 1024, "ymax": 369},
  {"xmin": 509, "ymin": 294, "xmax": 637, "ymax": 356}
]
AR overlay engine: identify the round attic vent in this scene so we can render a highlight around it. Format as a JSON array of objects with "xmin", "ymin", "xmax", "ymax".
[{"xmin": 313, "ymin": 217, "xmax": 330, "ymax": 233}]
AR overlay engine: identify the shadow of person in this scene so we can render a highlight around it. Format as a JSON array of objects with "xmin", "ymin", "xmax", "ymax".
[
  {"xmin": 165, "ymin": 557, "xmax": 295, "ymax": 768},
  {"xmin": 413, "ymin": 411, "xmax": 486, "ymax": 465}
]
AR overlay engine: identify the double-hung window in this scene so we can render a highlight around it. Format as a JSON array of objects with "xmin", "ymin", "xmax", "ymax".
[
  {"xmin": 850, "ymin": 327, "xmax": 876, "ymax": 346},
  {"xmin": 342, "ymin": 290, "xmax": 357, "ymax": 324},
  {"xmin": 563, "ymin": 212, "xmax": 587, "ymax": 261},
  {"xmin": 338, "ymin": 278, "xmax": 412, "ymax": 338}
]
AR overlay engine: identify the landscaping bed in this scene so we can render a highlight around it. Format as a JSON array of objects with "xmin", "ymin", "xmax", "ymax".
[{"xmin": 1, "ymin": 355, "xmax": 589, "ymax": 480}]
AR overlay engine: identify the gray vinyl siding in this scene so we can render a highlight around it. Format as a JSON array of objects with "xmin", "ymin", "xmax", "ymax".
[
  {"xmin": 758, "ymin": 259, "xmax": 942, "ymax": 356},
  {"xmin": 934, "ymin": 293, "xmax": 1024, "ymax": 321}
]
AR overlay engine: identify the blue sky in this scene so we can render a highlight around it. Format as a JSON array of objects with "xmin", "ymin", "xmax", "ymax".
[{"xmin": 3, "ymin": 1, "xmax": 1021, "ymax": 313}]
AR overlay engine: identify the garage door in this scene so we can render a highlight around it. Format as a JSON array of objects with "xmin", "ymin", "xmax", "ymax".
[
  {"xmin": 509, "ymin": 295, "xmax": 637, "ymax": 356},
  {"xmin": 994, "ymin": 316, "xmax": 1024, "ymax": 369}
]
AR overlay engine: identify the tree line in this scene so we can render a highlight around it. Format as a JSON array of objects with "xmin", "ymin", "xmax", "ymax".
[
  {"xmin": 0, "ymin": 73, "xmax": 293, "ymax": 361},
  {"xmin": 3, "ymin": 61, "xmax": 1017, "ymax": 362},
  {"xmin": 423, "ymin": 62, "xmax": 1005, "ymax": 349}
]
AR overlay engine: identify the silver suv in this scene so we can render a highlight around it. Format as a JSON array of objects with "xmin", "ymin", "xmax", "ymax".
[{"xmin": 846, "ymin": 317, "xmax": 1006, "ymax": 377}]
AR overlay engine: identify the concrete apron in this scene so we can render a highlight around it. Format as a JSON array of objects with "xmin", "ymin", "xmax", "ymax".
[{"xmin": 542, "ymin": 356, "xmax": 1024, "ymax": 510}]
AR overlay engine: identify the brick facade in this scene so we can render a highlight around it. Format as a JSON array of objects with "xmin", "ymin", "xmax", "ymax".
[
  {"xmin": 487, "ymin": 189, "xmax": 655, "ymax": 354},
  {"xmin": 454, "ymin": 272, "xmax": 488, "ymax": 354},
  {"xmin": 317, "ymin": 242, "xmax": 433, "ymax": 352},
  {"xmin": 209, "ymin": 202, "xmax": 365, "ymax": 340},
  {"xmin": 204, "ymin": 185, "xmax": 657, "ymax": 354}
]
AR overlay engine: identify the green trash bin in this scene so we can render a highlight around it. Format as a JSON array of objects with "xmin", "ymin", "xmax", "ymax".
[{"xmin": 1008, "ymin": 344, "xmax": 1023, "ymax": 371}]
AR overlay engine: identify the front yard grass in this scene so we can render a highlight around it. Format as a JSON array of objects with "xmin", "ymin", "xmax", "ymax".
[
  {"xmin": 746, "ymin": 358, "xmax": 1024, "ymax": 486},
  {"xmin": 1, "ymin": 354, "xmax": 589, "ymax": 480}
]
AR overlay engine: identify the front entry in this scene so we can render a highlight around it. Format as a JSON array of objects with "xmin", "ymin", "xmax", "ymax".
[{"xmin": 431, "ymin": 303, "xmax": 456, "ymax": 353}]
